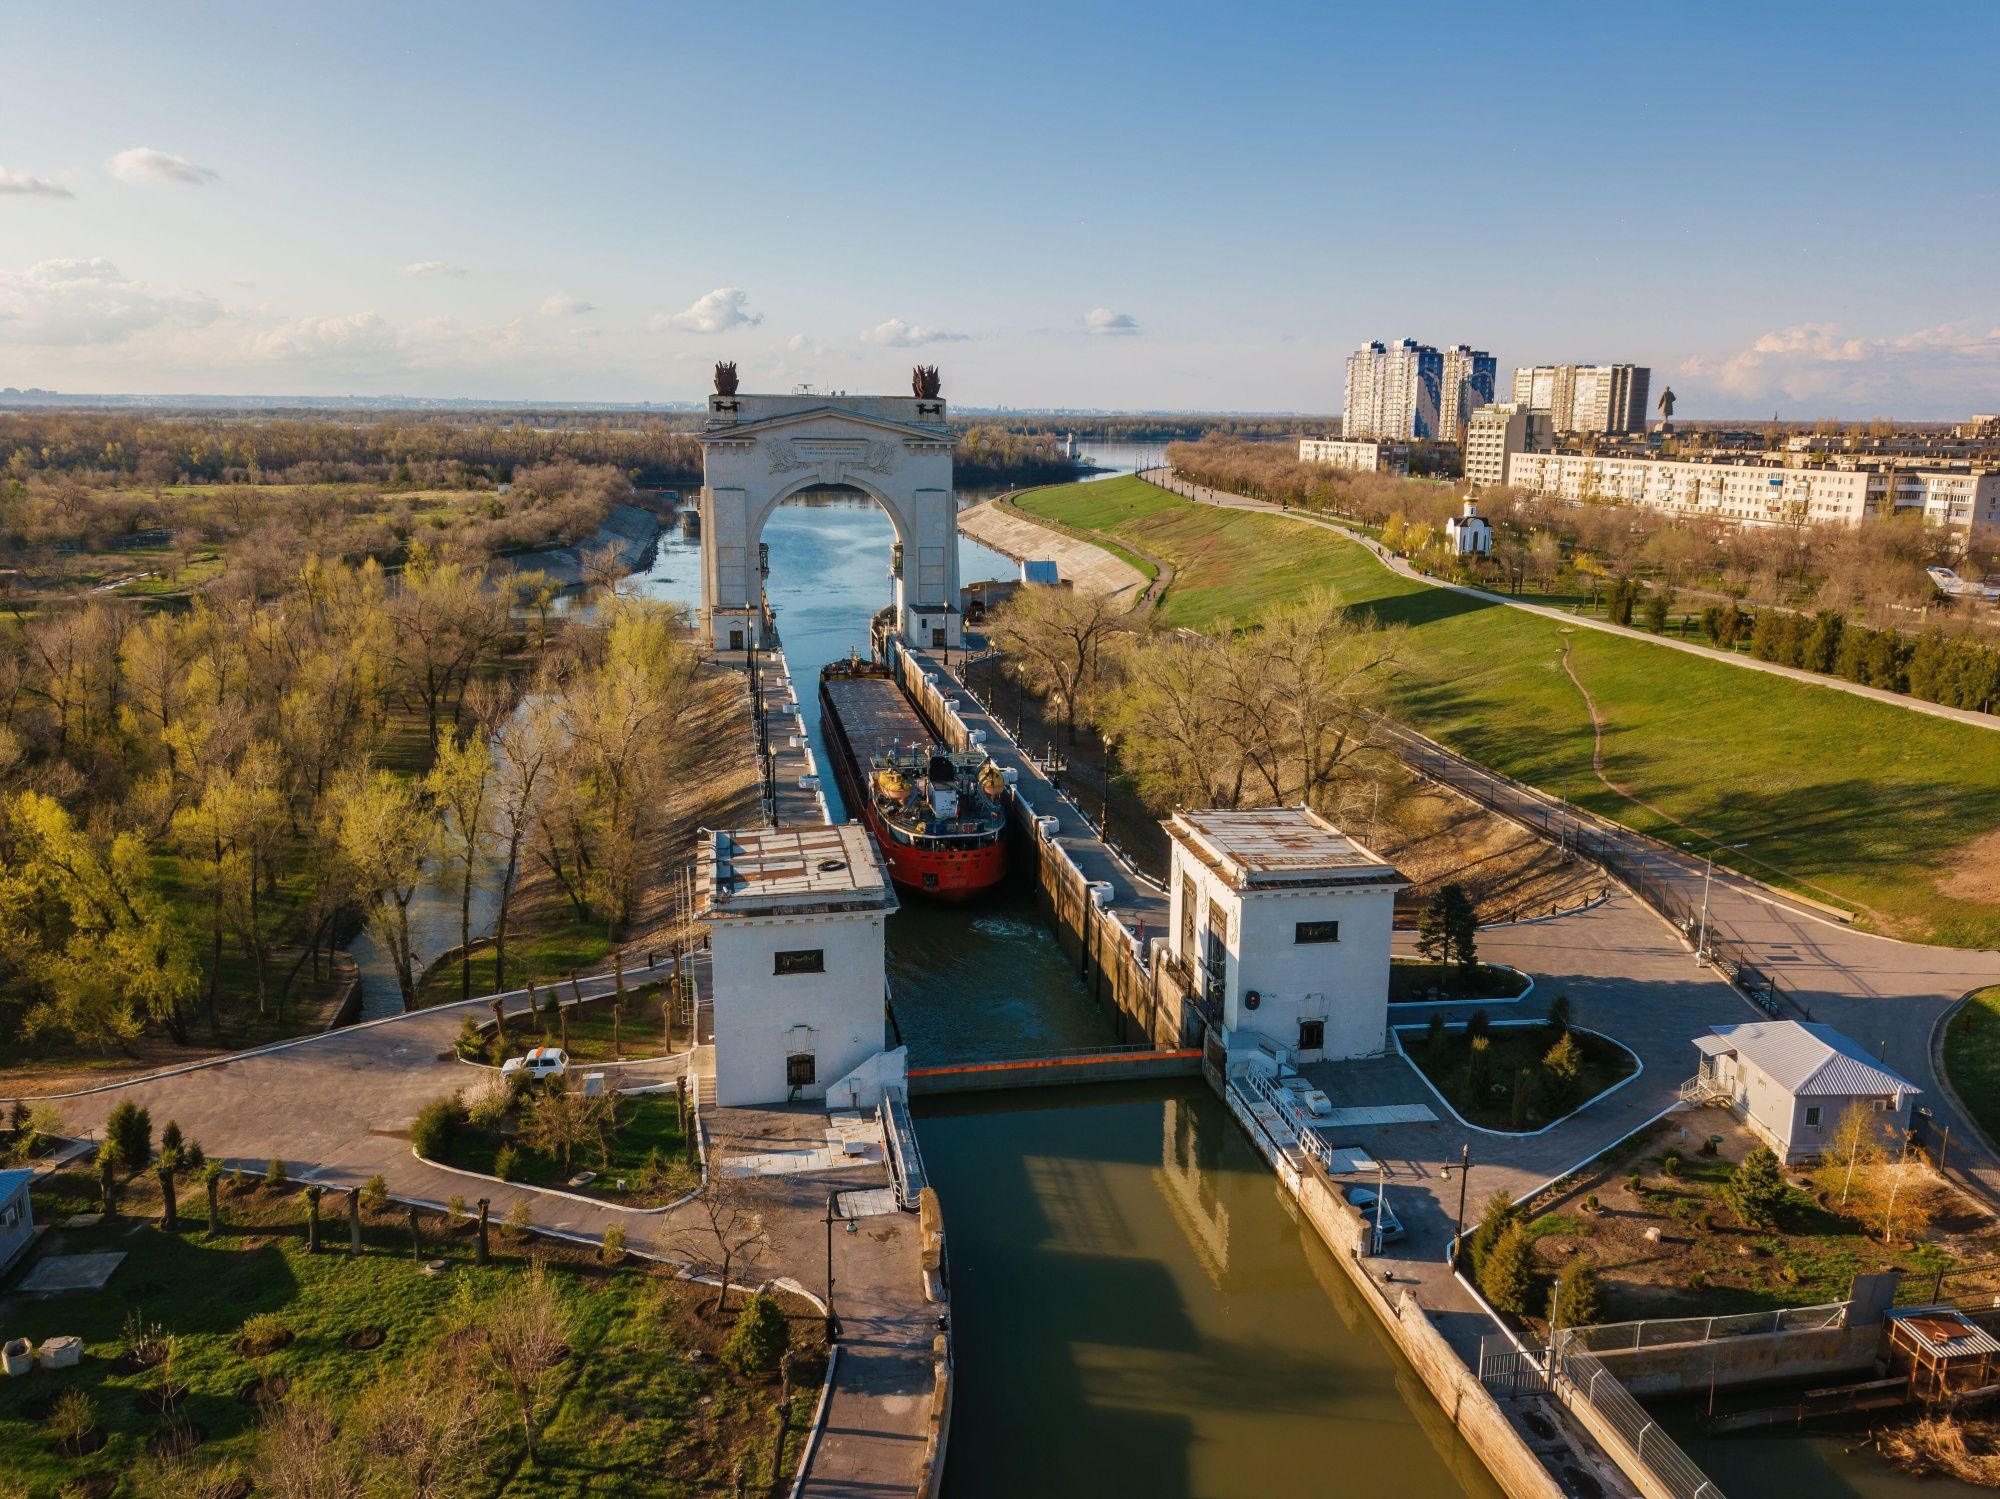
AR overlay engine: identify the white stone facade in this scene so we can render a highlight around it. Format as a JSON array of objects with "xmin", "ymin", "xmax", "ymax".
[
  {"xmin": 698, "ymin": 391, "xmax": 960, "ymax": 651},
  {"xmin": 700, "ymin": 824, "xmax": 898, "ymax": 1108},
  {"xmin": 1166, "ymin": 808, "xmax": 1404, "ymax": 1064},
  {"xmin": 1464, "ymin": 402, "xmax": 1551, "ymax": 491},
  {"xmin": 1344, "ymin": 339, "xmax": 1443, "ymax": 441},
  {"xmin": 1506, "ymin": 449, "xmax": 2000, "ymax": 536},
  {"xmin": 1298, "ymin": 436, "xmax": 1407, "ymax": 474}
]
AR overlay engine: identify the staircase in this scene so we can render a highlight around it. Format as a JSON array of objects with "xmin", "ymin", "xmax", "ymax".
[
  {"xmin": 1678, "ymin": 1074, "xmax": 1729, "ymax": 1106},
  {"xmin": 691, "ymin": 1043, "xmax": 718, "ymax": 1108}
]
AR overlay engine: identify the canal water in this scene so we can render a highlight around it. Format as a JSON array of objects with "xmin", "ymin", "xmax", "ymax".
[{"xmin": 632, "ymin": 446, "xmax": 1500, "ymax": 1499}]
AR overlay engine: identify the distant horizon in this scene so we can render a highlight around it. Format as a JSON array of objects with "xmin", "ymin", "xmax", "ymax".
[{"xmin": 4, "ymin": 2, "xmax": 1995, "ymax": 416}]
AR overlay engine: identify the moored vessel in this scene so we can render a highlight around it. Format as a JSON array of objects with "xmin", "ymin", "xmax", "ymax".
[{"xmin": 820, "ymin": 656, "xmax": 1008, "ymax": 901}]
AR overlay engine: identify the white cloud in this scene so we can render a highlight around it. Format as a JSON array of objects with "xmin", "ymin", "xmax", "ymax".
[
  {"xmin": 248, "ymin": 311, "xmax": 398, "ymax": 362},
  {"xmin": 1082, "ymin": 308, "xmax": 1140, "ymax": 336},
  {"xmin": 1679, "ymin": 321, "xmax": 2000, "ymax": 409},
  {"xmin": 538, "ymin": 291, "xmax": 595, "ymax": 317},
  {"xmin": 401, "ymin": 260, "xmax": 467, "ymax": 279},
  {"xmin": 860, "ymin": 317, "xmax": 968, "ymax": 347},
  {"xmin": 108, "ymin": 147, "xmax": 218, "ymax": 186},
  {"xmin": 654, "ymin": 287, "xmax": 762, "ymax": 335},
  {"xmin": 0, "ymin": 167, "xmax": 72, "ymax": 199},
  {"xmin": 0, "ymin": 258, "xmax": 219, "ymax": 345},
  {"xmin": 784, "ymin": 333, "xmax": 830, "ymax": 356}
]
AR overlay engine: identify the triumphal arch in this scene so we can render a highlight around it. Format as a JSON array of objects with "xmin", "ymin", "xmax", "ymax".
[{"xmin": 696, "ymin": 365, "xmax": 961, "ymax": 652}]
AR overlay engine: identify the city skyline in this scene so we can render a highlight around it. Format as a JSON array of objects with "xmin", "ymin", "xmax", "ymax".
[{"xmin": 3, "ymin": 0, "xmax": 1997, "ymax": 415}]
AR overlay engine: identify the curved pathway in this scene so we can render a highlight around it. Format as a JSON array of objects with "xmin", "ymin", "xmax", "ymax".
[
  {"xmin": 1143, "ymin": 467, "xmax": 2000, "ymax": 735},
  {"xmin": 7, "ymin": 960, "xmax": 934, "ymax": 1499}
]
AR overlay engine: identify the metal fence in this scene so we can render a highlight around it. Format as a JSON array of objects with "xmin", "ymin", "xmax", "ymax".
[
  {"xmin": 1559, "ymin": 1301, "xmax": 1850, "ymax": 1354},
  {"xmin": 1548, "ymin": 1330, "xmax": 1727, "ymax": 1499},
  {"xmin": 1894, "ymin": 1261, "xmax": 2000, "ymax": 1308},
  {"xmin": 1476, "ymin": 1336, "xmax": 1550, "ymax": 1396},
  {"xmin": 1371, "ymin": 716, "xmax": 1806, "ymax": 1022}
]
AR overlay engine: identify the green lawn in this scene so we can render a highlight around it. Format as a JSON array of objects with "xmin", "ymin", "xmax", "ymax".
[
  {"xmin": 439, "ymin": 1092, "xmax": 691, "ymax": 1206},
  {"xmin": 1942, "ymin": 987, "xmax": 2000, "ymax": 1146},
  {"xmin": 1, "ymin": 1170, "xmax": 819, "ymax": 1496},
  {"xmin": 473, "ymin": 988, "xmax": 684, "ymax": 1064},
  {"xmin": 1387, "ymin": 959, "xmax": 1528, "ymax": 1003},
  {"xmin": 1404, "ymin": 1024, "xmax": 1634, "ymax": 1131},
  {"xmin": 1018, "ymin": 475, "xmax": 2000, "ymax": 946},
  {"xmin": 417, "ymin": 919, "xmax": 621, "ymax": 1007}
]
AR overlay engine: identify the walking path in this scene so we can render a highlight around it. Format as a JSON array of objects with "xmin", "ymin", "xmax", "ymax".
[
  {"xmin": 8, "ymin": 958, "xmax": 933, "ymax": 1496},
  {"xmin": 1142, "ymin": 466, "xmax": 2000, "ymax": 735}
]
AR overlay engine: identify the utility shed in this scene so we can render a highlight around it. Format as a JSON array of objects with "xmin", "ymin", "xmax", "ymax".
[
  {"xmin": 1166, "ymin": 807, "xmax": 1405, "ymax": 1063},
  {"xmin": 1690, "ymin": 1020, "xmax": 1919, "ymax": 1163},
  {"xmin": 1888, "ymin": 1307, "xmax": 2000, "ymax": 1401},
  {"xmin": 699, "ymin": 824, "xmax": 901, "ymax": 1108}
]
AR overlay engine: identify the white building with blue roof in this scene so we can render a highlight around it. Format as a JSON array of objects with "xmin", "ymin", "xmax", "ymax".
[
  {"xmin": 1689, "ymin": 1020, "xmax": 1919, "ymax": 1163},
  {"xmin": 0, "ymin": 1168, "xmax": 36, "ymax": 1276}
]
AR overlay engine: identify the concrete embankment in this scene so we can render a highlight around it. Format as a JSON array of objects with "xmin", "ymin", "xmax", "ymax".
[
  {"xmin": 491, "ymin": 501, "xmax": 662, "ymax": 587},
  {"xmin": 908, "ymin": 1049, "xmax": 1201, "ymax": 1095},
  {"xmin": 1592, "ymin": 1325, "xmax": 1882, "ymax": 1397}
]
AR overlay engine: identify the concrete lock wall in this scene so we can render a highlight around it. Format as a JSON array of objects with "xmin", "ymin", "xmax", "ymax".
[
  {"xmin": 1591, "ymin": 1325, "xmax": 1883, "ymax": 1397},
  {"xmin": 907, "ymin": 1051, "xmax": 1202, "ymax": 1096}
]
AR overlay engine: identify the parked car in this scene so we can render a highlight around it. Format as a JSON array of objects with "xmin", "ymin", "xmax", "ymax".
[
  {"xmin": 1344, "ymin": 1185, "xmax": 1405, "ymax": 1247},
  {"xmin": 500, "ymin": 1046, "xmax": 569, "ymax": 1085}
]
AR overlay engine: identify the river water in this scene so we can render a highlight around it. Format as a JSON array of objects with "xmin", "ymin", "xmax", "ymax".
[{"xmin": 629, "ymin": 441, "xmax": 1497, "ymax": 1499}]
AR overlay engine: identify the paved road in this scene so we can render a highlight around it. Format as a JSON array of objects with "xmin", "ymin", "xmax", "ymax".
[
  {"xmin": 10, "ymin": 963, "xmax": 935, "ymax": 1498},
  {"xmin": 1145, "ymin": 467, "xmax": 2000, "ymax": 735}
]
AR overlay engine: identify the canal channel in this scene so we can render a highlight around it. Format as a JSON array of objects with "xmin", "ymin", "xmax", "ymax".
[{"xmin": 634, "ymin": 445, "xmax": 1503, "ymax": 1499}]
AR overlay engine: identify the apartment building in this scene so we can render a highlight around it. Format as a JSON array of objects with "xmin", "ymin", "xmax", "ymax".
[
  {"xmin": 1344, "ymin": 339, "xmax": 1443, "ymax": 440},
  {"xmin": 1464, "ymin": 402, "xmax": 1552, "ymax": 491},
  {"xmin": 1298, "ymin": 436, "xmax": 1409, "ymax": 475},
  {"xmin": 1439, "ymin": 345, "xmax": 1496, "ymax": 444},
  {"xmin": 1510, "ymin": 363, "xmax": 1651, "ymax": 434},
  {"xmin": 1505, "ymin": 449, "xmax": 2000, "ymax": 537}
]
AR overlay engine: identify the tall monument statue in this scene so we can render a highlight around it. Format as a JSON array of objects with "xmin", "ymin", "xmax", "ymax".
[{"xmin": 1656, "ymin": 385, "xmax": 1676, "ymax": 426}]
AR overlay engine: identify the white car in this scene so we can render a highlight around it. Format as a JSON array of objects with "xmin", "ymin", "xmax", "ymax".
[{"xmin": 500, "ymin": 1046, "xmax": 568, "ymax": 1084}]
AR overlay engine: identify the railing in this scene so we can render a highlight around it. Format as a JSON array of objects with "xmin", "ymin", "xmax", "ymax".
[
  {"xmin": 881, "ymin": 1092, "xmax": 929, "ymax": 1211},
  {"xmin": 1678, "ymin": 1074, "xmax": 1730, "ymax": 1106},
  {"xmin": 1548, "ymin": 1330, "xmax": 1727, "ymax": 1499},
  {"xmin": 1558, "ymin": 1301, "xmax": 1850, "ymax": 1354}
]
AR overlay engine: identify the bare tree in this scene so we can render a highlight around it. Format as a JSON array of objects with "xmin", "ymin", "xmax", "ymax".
[
  {"xmin": 250, "ymin": 1402, "xmax": 360, "ymax": 1499},
  {"xmin": 356, "ymin": 1361, "xmax": 489, "ymax": 1499},
  {"xmin": 668, "ymin": 1164, "xmax": 779, "ymax": 1315},
  {"xmin": 472, "ymin": 1262, "xmax": 571, "ymax": 1467},
  {"xmin": 989, "ymin": 584, "xmax": 1141, "ymax": 744}
]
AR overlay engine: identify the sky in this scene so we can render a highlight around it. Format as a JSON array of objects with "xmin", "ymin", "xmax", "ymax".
[{"xmin": 3, "ymin": 0, "xmax": 1998, "ymax": 417}]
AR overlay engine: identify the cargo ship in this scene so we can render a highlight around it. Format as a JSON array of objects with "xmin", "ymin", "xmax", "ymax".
[{"xmin": 820, "ymin": 656, "xmax": 1008, "ymax": 901}]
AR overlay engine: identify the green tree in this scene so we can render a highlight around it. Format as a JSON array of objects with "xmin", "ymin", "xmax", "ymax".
[
  {"xmin": 721, "ymin": 1291, "xmax": 789, "ymax": 1375},
  {"xmin": 105, "ymin": 1099, "xmax": 152, "ymax": 1173},
  {"xmin": 1540, "ymin": 1033, "xmax": 1585, "ymax": 1115},
  {"xmin": 1467, "ymin": 1190, "xmax": 1520, "ymax": 1274},
  {"xmin": 1545, "ymin": 992, "xmax": 1572, "ymax": 1039},
  {"xmin": 333, "ymin": 769, "xmax": 436, "ymax": 1012},
  {"xmin": 1464, "ymin": 1034, "xmax": 1494, "ymax": 1103},
  {"xmin": 1549, "ymin": 1257, "xmax": 1603, "ymax": 1329},
  {"xmin": 1425, "ymin": 1012, "xmax": 1446, "ymax": 1054},
  {"xmin": 427, "ymin": 726, "xmax": 500, "ymax": 1005},
  {"xmin": 1510, "ymin": 1068, "xmax": 1532, "ymax": 1130},
  {"xmin": 1643, "ymin": 588, "xmax": 1671, "ymax": 634},
  {"xmin": 1720, "ymin": 1146, "xmax": 1789, "ymax": 1228},
  {"xmin": 1479, "ymin": 1222, "xmax": 1535, "ymax": 1315}
]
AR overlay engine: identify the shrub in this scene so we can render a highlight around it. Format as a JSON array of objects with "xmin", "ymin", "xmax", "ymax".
[
  {"xmin": 1699, "ymin": 1134, "xmax": 1720, "ymax": 1156},
  {"xmin": 602, "ymin": 1224, "xmax": 627, "ymax": 1263},
  {"xmin": 48, "ymin": 1389, "xmax": 96, "ymax": 1449},
  {"xmin": 106, "ymin": 1100, "xmax": 152, "ymax": 1173},
  {"xmin": 1721, "ymin": 1146, "xmax": 1789, "ymax": 1228},
  {"xmin": 360, "ymin": 1174, "xmax": 389, "ymax": 1212},
  {"xmin": 493, "ymin": 1143, "xmax": 520, "ymax": 1182},
  {"xmin": 159, "ymin": 1120, "xmax": 184, "ymax": 1160},
  {"xmin": 1467, "ymin": 1190, "xmax": 1521, "ymax": 1275},
  {"xmin": 1583, "ymin": 1193, "xmax": 1601, "ymax": 1214},
  {"xmin": 1660, "ymin": 1149, "xmax": 1682, "ymax": 1179},
  {"xmin": 229, "ymin": 1164, "xmax": 249, "ymax": 1193},
  {"xmin": 182, "ymin": 1140, "xmax": 206, "ymax": 1174},
  {"xmin": 1479, "ymin": 1223, "xmax": 1535, "ymax": 1315},
  {"xmin": 505, "ymin": 1198, "xmax": 534, "ymax": 1237},
  {"xmin": 7, "ymin": 1098, "xmax": 28, "ymax": 1136},
  {"xmin": 239, "ymin": 1313, "xmax": 291, "ymax": 1355},
  {"xmin": 1510, "ymin": 1068, "xmax": 1531, "ymax": 1130},
  {"xmin": 1466, "ymin": 1008, "xmax": 1492, "ymax": 1043},
  {"xmin": 446, "ymin": 1194, "xmax": 467, "ymax": 1224},
  {"xmin": 1549, "ymin": 1257, "xmax": 1604, "ymax": 1328},
  {"xmin": 1540, "ymin": 1033, "xmax": 1585, "ymax": 1115},
  {"xmin": 266, "ymin": 1157, "xmax": 289, "ymax": 1190},
  {"xmin": 1464, "ymin": 1035, "xmax": 1493, "ymax": 1100},
  {"xmin": 1425, "ymin": 1012, "xmax": 1446, "ymax": 1054},
  {"xmin": 1546, "ymin": 993, "xmax": 1572, "ymax": 1038},
  {"xmin": 468, "ymin": 1086, "xmax": 511, "ymax": 1128},
  {"xmin": 1625, "ymin": 1173, "xmax": 1643, "ymax": 1193},
  {"xmin": 410, "ymin": 1092, "xmax": 467, "ymax": 1160},
  {"xmin": 455, "ymin": 1014, "xmax": 489, "ymax": 1063},
  {"xmin": 721, "ymin": 1292, "xmax": 789, "ymax": 1374}
]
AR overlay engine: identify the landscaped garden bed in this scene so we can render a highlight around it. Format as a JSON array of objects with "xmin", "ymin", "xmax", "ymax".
[
  {"xmin": 456, "ymin": 984, "xmax": 685, "ymax": 1068},
  {"xmin": 1402, "ymin": 1012, "xmax": 1634, "ymax": 1131},
  {"xmin": 1460, "ymin": 1111, "xmax": 1997, "ymax": 1339},
  {"xmin": 0, "ymin": 1167, "xmax": 824, "ymax": 1497},
  {"xmin": 415, "ymin": 1079, "xmax": 695, "ymax": 1207}
]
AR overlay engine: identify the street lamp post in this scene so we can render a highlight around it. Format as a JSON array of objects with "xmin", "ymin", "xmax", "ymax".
[
  {"xmin": 1450, "ymin": 1142, "xmax": 1471, "ymax": 1266},
  {"xmin": 824, "ymin": 1190, "xmax": 839, "ymax": 1343}
]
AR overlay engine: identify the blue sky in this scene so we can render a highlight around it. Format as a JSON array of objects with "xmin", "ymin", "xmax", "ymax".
[{"xmin": 3, "ymin": 0, "xmax": 1997, "ymax": 415}]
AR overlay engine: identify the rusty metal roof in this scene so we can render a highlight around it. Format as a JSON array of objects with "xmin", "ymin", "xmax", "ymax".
[
  {"xmin": 1168, "ymin": 807, "xmax": 1403, "ymax": 890},
  {"xmin": 1889, "ymin": 1307, "xmax": 2000, "ymax": 1360},
  {"xmin": 702, "ymin": 824, "xmax": 893, "ymax": 915}
]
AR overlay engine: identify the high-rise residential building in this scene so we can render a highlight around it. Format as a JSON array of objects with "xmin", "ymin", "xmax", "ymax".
[
  {"xmin": 1463, "ymin": 402, "xmax": 1552, "ymax": 491},
  {"xmin": 1509, "ymin": 363, "xmax": 1651, "ymax": 434},
  {"xmin": 1343, "ymin": 339, "xmax": 1443, "ymax": 440},
  {"xmin": 1438, "ymin": 345, "xmax": 1496, "ymax": 443}
]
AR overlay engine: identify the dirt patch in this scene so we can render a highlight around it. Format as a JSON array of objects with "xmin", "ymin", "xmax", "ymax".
[
  {"xmin": 146, "ymin": 1421, "xmax": 206, "ymax": 1460},
  {"xmin": 343, "ymin": 1326, "xmax": 386, "ymax": 1352},
  {"xmin": 1936, "ymin": 825, "xmax": 2000, "ymax": 907},
  {"xmin": 50, "ymin": 1426, "xmax": 107, "ymax": 1458},
  {"xmin": 239, "ymin": 1373, "xmax": 290, "ymax": 1406},
  {"xmin": 234, "ymin": 1328, "xmax": 294, "ymax": 1357}
]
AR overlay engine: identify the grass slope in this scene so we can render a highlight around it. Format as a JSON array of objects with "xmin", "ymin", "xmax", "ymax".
[
  {"xmin": 1942, "ymin": 987, "xmax": 2000, "ymax": 1147},
  {"xmin": 1017, "ymin": 476, "xmax": 2000, "ymax": 945}
]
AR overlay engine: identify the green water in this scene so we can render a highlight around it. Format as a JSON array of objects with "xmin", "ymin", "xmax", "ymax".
[{"xmin": 919, "ymin": 1083, "xmax": 1503, "ymax": 1499}]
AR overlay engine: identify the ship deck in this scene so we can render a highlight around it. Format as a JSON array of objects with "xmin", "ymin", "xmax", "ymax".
[{"xmin": 822, "ymin": 672, "xmax": 936, "ymax": 764}]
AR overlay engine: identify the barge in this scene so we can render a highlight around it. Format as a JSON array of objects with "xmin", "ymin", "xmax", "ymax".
[{"xmin": 820, "ymin": 655, "xmax": 1008, "ymax": 901}]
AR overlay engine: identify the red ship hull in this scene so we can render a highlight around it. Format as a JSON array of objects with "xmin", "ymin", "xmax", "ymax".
[{"xmin": 857, "ymin": 797, "xmax": 1008, "ymax": 901}]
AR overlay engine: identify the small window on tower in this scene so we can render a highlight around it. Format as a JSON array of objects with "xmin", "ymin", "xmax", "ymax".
[
  {"xmin": 1298, "ymin": 1019, "xmax": 1325, "ymax": 1051},
  {"xmin": 774, "ymin": 949, "xmax": 825, "ymax": 976},
  {"xmin": 786, "ymin": 1053, "xmax": 816, "ymax": 1087},
  {"xmin": 1295, "ymin": 921, "xmax": 1340, "ymax": 944}
]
